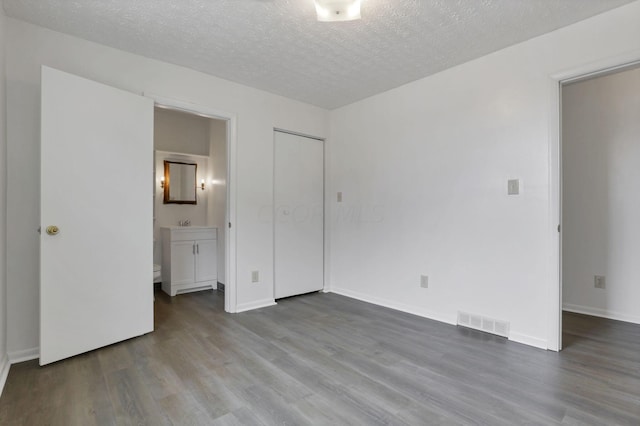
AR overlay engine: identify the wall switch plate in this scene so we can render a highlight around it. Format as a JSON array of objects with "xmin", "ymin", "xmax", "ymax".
[
  {"xmin": 594, "ymin": 275, "xmax": 606, "ymax": 289},
  {"xmin": 251, "ymin": 271, "xmax": 259, "ymax": 283},
  {"xmin": 337, "ymin": 192, "xmax": 343, "ymax": 202},
  {"xmin": 420, "ymin": 275, "xmax": 429, "ymax": 288},
  {"xmin": 507, "ymin": 179, "xmax": 520, "ymax": 195}
]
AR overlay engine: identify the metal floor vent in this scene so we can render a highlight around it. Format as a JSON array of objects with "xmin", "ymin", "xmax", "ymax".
[{"xmin": 457, "ymin": 311, "xmax": 510, "ymax": 338}]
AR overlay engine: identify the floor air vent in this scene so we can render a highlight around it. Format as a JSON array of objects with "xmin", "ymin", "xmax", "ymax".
[{"xmin": 457, "ymin": 311, "xmax": 510, "ymax": 338}]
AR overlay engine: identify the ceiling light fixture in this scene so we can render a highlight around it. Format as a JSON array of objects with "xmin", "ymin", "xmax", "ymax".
[{"xmin": 314, "ymin": 0, "xmax": 361, "ymax": 22}]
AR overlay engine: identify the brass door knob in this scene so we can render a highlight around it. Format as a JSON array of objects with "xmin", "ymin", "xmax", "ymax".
[{"xmin": 46, "ymin": 225, "xmax": 60, "ymax": 236}]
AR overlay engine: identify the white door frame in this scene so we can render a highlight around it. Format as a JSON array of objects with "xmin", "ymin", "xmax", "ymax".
[
  {"xmin": 547, "ymin": 50, "xmax": 640, "ymax": 351},
  {"xmin": 145, "ymin": 94, "xmax": 238, "ymax": 313}
]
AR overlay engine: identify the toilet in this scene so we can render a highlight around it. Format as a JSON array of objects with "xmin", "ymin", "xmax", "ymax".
[{"xmin": 153, "ymin": 263, "xmax": 162, "ymax": 283}]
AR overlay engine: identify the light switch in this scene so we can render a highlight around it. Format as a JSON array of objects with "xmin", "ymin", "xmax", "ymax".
[
  {"xmin": 507, "ymin": 179, "xmax": 520, "ymax": 195},
  {"xmin": 420, "ymin": 275, "xmax": 429, "ymax": 289}
]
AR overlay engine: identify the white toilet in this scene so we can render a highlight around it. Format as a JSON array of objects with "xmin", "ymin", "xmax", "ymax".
[{"xmin": 153, "ymin": 263, "xmax": 162, "ymax": 283}]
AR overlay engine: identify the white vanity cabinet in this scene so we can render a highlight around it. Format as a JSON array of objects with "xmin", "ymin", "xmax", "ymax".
[{"xmin": 161, "ymin": 227, "xmax": 217, "ymax": 296}]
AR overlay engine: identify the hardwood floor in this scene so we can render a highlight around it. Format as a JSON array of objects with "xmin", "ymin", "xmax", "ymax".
[{"xmin": 1, "ymin": 290, "xmax": 639, "ymax": 425}]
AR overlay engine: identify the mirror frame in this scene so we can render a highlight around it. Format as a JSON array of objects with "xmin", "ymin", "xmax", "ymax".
[{"xmin": 163, "ymin": 160, "xmax": 198, "ymax": 205}]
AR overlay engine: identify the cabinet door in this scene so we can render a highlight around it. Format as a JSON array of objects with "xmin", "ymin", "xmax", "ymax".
[
  {"xmin": 195, "ymin": 239, "xmax": 217, "ymax": 283},
  {"xmin": 171, "ymin": 241, "xmax": 196, "ymax": 285}
]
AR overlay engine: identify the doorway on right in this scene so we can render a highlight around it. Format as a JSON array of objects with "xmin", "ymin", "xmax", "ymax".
[{"xmin": 561, "ymin": 64, "xmax": 640, "ymax": 348}]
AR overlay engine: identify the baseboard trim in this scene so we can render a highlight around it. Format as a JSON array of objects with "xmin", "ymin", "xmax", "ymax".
[
  {"xmin": 0, "ymin": 354, "xmax": 10, "ymax": 398},
  {"xmin": 8, "ymin": 347, "xmax": 40, "ymax": 364},
  {"xmin": 509, "ymin": 332, "xmax": 548, "ymax": 350},
  {"xmin": 330, "ymin": 287, "xmax": 549, "ymax": 350},
  {"xmin": 329, "ymin": 287, "xmax": 457, "ymax": 326},
  {"xmin": 235, "ymin": 299, "xmax": 277, "ymax": 313},
  {"xmin": 563, "ymin": 303, "xmax": 640, "ymax": 325}
]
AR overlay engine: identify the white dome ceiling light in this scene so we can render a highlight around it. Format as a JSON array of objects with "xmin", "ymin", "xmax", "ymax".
[{"xmin": 314, "ymin": 0, "xmax": 361, "ymax": 22}]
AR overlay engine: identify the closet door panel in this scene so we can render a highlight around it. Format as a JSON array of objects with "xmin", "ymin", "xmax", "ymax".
[{"xmin": 274, "ymin": 131, "xmax": 324, "ymax": 299}]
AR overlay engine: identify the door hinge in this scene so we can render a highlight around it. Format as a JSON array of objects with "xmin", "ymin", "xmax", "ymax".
[
  {"xmin": 229, "ymin": 222, "xmax": 232, "ymax": 229},
  {"xmin": 557, "ymin": 224, "xmax": 561, "ymax": 233}
]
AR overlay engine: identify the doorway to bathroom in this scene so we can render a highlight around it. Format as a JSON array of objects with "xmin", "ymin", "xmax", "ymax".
[{"xmin": 151, "ymin": 99, "xmax": 235, "ymax": 313}]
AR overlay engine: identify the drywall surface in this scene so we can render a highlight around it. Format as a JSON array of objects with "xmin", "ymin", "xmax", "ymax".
[
  {"xmin": 154, "ymin": 108, "xmax": 210, "ymax": 156},
  {"xmin": 562, "ymin": 66, "xmax": 640, "ymax": 324},
  {"xmin": 328, "ymin": 2, "xmax": 640, "ymax": 349},
  {"xmin": 0, "ymin": 9, "xmax": 9, "ymax": 377},
  {"xmin": 208, "ymin": 119, "xmax": 227, "ymax": 285},
  {"xmin": 5, "ymin": 18, "xmax": 327, "ymax": 354},
  {"xmin": 3, "ymin": 0, "xmax": 635, "ymax": 109}
]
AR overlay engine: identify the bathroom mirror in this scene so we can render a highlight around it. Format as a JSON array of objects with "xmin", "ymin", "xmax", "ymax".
[{"xmin": 164, "ymin": 160, "xmax": 197, "ymax": 204}]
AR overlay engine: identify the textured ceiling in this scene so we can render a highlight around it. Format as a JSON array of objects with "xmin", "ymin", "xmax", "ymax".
[{"xmin": 2, "ymin": 0, "xmax": 635, "ymax": 109}]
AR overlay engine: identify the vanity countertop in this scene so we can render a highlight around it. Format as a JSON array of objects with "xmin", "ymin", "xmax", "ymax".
[
  {"xmin": 161, "ymin": 226, "xmax": 217, "ymax": 230},
  {"xmin": 161, "ymin": 226, "xmax": 217, "ymax": 241}
]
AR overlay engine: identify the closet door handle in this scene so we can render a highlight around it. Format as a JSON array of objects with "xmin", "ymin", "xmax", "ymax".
[{"xmin": 196, "ymin": 243, "xmax": 199, "ymax": 254}]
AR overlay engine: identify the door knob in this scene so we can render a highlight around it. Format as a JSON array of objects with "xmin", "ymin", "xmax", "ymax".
[{"xmin": 46, "ymin": 225, "xmax": 60, "ymax": 236}]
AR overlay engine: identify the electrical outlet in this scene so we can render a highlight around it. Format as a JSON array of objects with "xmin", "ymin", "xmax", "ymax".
[
  {"xmin": 251, "ymin": 271, "xmax": 260, "ymax": 283},
  {"xmin": 594, "ymin": 275, "xmax": 606, "ymax": 289},
  {"xmin": 420, "ymin": 275, "xmax": 429, "ymax": 288}
]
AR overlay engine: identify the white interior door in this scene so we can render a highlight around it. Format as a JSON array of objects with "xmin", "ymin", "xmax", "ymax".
[
  {"xmin": 274, "ymin": 131, "xmax": 324, "ymax": 299},
  {"xmin": 40, "ymin": 66, "xmax": 154, "ymax": 365}
]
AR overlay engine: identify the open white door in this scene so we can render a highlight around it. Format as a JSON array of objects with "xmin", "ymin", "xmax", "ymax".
[
  {"xmin": 274, "ymin": 131, "xmax": 324, "ymax": 299},
  {"xmin": 40, "ymin": 67, "xmax": 154, "ymax": 365}
]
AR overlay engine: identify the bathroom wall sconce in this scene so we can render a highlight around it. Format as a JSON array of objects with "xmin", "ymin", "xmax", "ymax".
[
  {"xmin": 200, "ymin": 179, "xmax": 205, "ymax": 191},
  {"xmin": 160, "ymin": 177, "xmax": 165, "ymax": 189}
]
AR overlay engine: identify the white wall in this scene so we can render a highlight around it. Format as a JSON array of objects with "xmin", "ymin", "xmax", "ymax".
[
  {"xmin": 0, "ymin": 8, "xmax": 9, "ymax": 388},
  {"xmin": 154, "ymin": 108, "xmax": 210, "ymax": 156},
  {"xmin": 5, "ymin": 18, "xmax": 327, "ymax": 355},
  {"xmin": 328, "ymin": 1, "xmax": 640, "ymax": 349},
  {"xmin": 562, "ymin": 66, "xmax": 640, "ymax": 324},
  {"xmin": 208, "ymin": 119, "xmax": 227, "ymax": 285}
]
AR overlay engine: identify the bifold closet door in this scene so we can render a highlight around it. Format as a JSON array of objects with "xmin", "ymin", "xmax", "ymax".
[
  {"xmin": 40, "ymin": 66, "xmax": 154, "ymax": 365},
  {"xmin": 274, "ymin": 131, "xmax": 324, "ymax": 299}
]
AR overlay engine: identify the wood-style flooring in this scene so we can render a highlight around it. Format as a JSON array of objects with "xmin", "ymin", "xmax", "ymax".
[{"xmin": 0, "ymin": 290, "xmax": 639, "ymax": 425}]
